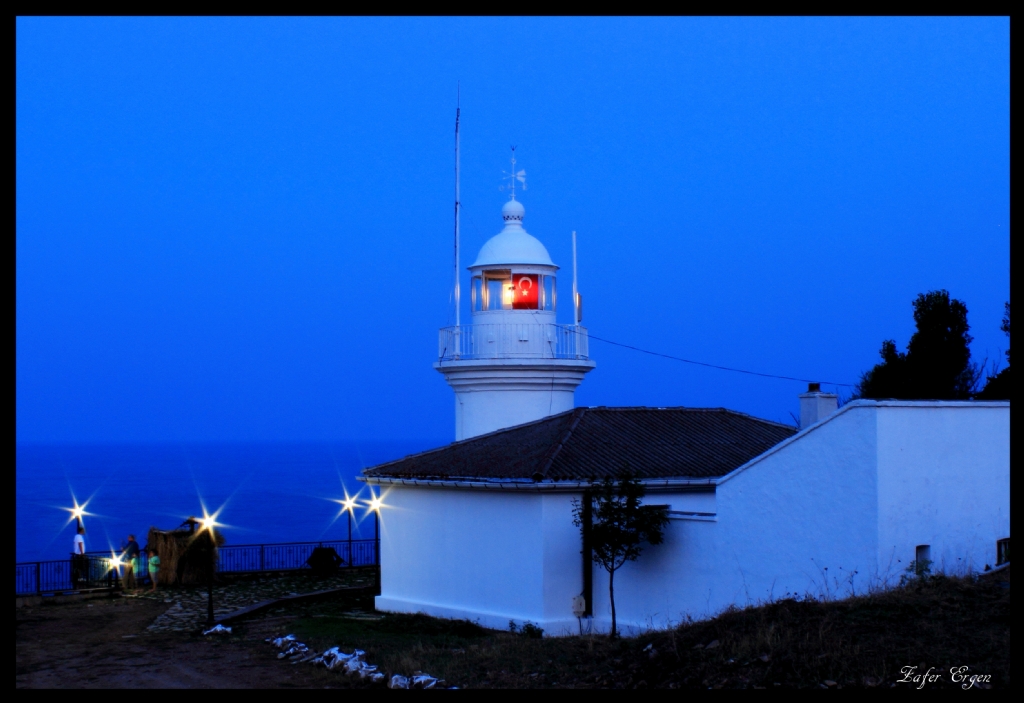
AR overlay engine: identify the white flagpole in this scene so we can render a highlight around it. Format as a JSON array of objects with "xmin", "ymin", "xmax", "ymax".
[{"xmin": 454, "ymin": 88, "xmax": 461, "ymax": 329}]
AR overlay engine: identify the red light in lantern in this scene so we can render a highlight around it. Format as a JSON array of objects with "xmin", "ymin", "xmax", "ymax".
[{"xmin": 512, "ymin": 274, "xmax": 539, "ymax": 309}]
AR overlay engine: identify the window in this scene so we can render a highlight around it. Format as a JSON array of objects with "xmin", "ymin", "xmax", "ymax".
[
  {"xmin": 476, "ymin": 270, "xmax": 556, "ymax": 312},
  {"xmin": 542, "ymin": 275, "xmax": 555, "ymax": 311},
  {"xmin": 915, "ymin": 544, "xmax": 931, "ymax": 567},
  {"xmin": 482, "ymin": 270, "xmax": 512, "ymax": 310},
  {"xmin": 471, "ymin": 276, "xmax": 482, "ymax": 312},
  {"xmin": 997, "ymin": 538, "xmax": 1010, "ymax": 566}
]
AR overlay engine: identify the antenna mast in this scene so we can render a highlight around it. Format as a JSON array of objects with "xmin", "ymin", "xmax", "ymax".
[
  {"xmin": 572, "ymin": 230, "xmax": 579, "ymax": 327},
  {"xmin": 454, "ymin": 86, "xmax": 461, "ymax": 329}
]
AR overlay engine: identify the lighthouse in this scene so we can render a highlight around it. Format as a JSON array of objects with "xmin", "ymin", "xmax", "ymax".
[{"xmin": 436, "ymin": 189, "xmax": 595, "ymax": 441}]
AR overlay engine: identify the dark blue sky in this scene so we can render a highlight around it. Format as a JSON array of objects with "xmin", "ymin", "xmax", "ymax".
[{"xmin": 17, "ymin": 17, "xmax": 1009, "ymax": 442}]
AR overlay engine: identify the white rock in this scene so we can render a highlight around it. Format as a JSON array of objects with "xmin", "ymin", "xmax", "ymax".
[
  {"xmin": 412, "ymin": 675, "xmax": 438, "ymax": 689},
  {"xmin": 203, "ymin": 624, "xmax": 232, "ymax": 635}
]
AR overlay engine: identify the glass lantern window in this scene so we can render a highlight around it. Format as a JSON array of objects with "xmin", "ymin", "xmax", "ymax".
[
  {"xmin": 471, "ymin": 276, "xmax": 483, "ymax": 312},
  {"xmin": 542, "ymin": 275, "xmax": 555, "ymax": 311},
  {"xmin": 483, "ymin": 270, "xmax": 512, "ymax": 310}
]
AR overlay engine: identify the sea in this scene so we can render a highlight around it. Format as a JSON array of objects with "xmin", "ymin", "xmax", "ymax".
[{"xmin": 15, "ymin": 440, "xmax": 443, "ymax": 563}]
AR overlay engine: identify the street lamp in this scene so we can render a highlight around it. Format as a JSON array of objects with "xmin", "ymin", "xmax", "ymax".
[
  {"xmin": 66, "ymin": 496, "xmax": 89, "ymax": 525},
  {"xmin": 64, "ymin": 497, "xmax": 92, "ymax": 588},
  {"xmin": 106, "ymin": 552, "xmax": 124, "ymax": 590},
  {"xmin": 194, "ymin": 508, "xmax": 222, "ymax": 627},
  {"xmin": 342, "ymin": 494, "xmax": 357, "ymax": 566}
]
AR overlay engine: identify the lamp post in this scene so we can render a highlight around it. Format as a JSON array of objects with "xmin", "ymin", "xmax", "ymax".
[
  {"xmin": 68, "ymin": 501, "xmax": 87, "ymax": 588},
  {"xmin": 107, "ymin": 553, "xmax": 123, "ymax": 591},
  {"xmin": 206, "ymin": 536, "xmax": 215, "ymax": 627},
  {"xmin": 340, "ymin": 495, "xmax": 357, "ymax": 567},
  {"xmin": 193, "ymin": 513, "xmax": 219, "ymax": 627}
]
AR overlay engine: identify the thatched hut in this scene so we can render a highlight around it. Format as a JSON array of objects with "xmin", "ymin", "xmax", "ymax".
[{"xmin": 146, "ymin": 518, "xmax": 225, "ymax": 586}]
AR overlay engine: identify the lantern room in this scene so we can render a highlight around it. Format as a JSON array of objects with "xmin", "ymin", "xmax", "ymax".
[
  {"xmin": 468, "ymin": 199, "xmax": 558, "ymax": 319},
  {"xmin": 471, "ymin": 270, "xmax": 555, "ymax": 312}
]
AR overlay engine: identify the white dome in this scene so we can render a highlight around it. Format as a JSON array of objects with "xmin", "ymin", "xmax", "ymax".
[{"xmin": 471, "ymin": 200, "xmax": 556, "ymax": 268}]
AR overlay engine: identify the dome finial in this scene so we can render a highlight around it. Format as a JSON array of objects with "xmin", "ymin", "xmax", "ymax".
[
  {"xmin": 501, "ymin": 198, "xmax": 525, "ymax": 224},
  {"xmin": 500, "ymin": 146, "xmax": 526, "ymax": 201}
]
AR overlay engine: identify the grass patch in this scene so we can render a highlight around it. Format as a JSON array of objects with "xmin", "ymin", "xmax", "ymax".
[{"xmin": 259, "ymin": 572, "xmax": 1009, "ymax": 689}]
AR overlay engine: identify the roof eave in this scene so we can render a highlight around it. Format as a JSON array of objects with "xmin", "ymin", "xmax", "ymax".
[{"xmin": 359, "ymin": 475, "xmax": 719, "ymax": 492}]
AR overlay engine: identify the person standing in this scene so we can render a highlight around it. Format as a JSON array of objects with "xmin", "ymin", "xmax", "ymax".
[
  {"xmin": 147, "ymin": 548, "xmax": 160, "ymax": 592},
  {"xmin": 122, "ymin": 534, "xmax": 140, "ymax": 591},
  {"xmin": 72, "ymin": 526, "xmax": 87, "ymax": 585}
]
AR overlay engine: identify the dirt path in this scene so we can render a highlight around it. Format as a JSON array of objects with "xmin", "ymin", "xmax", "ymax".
[{"xmin": 16, "ymin": 596, "xmax": 331, "ymax": 688}]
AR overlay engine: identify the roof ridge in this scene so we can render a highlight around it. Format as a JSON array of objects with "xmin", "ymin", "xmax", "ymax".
[
  {"xmin": 588, "ymin": 406, "xmax": 796, "ymax": 430},
  {"xmin": 533, "ymin": 407, "xmax": 587, "ymax": 481}
]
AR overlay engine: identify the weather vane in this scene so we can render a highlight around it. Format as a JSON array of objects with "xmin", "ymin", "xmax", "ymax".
[{"xmin": 500, "ymin": 146, "xmax": 526, "ymax": 200}]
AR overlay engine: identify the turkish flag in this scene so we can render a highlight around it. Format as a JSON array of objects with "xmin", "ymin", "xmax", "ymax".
[{"xmin": 512, "ymin": 273, "xmax": 539, "ymax": 309}]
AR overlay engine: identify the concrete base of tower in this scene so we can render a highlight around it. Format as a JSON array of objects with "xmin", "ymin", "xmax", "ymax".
[{"xmin": 434, "ymin": 358, "xmax": 597, "ymax": 441}]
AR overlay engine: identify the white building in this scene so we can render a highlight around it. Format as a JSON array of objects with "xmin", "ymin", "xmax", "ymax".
[{"xmin": 360, "ymin": 193, "xmax": 1010, "ymax": 636}]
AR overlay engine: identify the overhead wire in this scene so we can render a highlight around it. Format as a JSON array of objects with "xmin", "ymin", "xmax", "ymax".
[{"xmin": 585, "ymin": 331, "xmax": 856, "ymax": 386}]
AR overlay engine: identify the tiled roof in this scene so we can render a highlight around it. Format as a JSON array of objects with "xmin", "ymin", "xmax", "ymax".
[{"xmin": 362, "ymin": 407, "xmax": 797, "ymax": 482}]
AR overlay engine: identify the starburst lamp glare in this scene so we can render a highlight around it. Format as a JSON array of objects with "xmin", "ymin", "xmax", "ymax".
[{"xmin": 65, "ymin": 497, "xmax": 91, "ymax": 524}]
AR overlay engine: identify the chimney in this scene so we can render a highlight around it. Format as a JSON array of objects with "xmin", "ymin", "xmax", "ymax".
[{"xmin": 798, "ymin": 383, "xmax": 838, "ymax": 429}]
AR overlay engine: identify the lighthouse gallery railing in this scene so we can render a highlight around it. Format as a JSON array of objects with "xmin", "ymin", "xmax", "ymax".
[{"xmin": 438, "ymin": 323, "xmax": 589, "ymax": 361}]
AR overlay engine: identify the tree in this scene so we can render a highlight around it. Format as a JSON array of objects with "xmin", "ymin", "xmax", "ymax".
[
  {"xmin": 858, "ymin": 290, "xmax": 980, "ymax": 400},
  {"xmin": 572, "ymin": 470, "xmax": 669, "ymax": 639},
  {"xmin": 976, "ymin": 301, "xmax": 1010, "ymax": 400}
]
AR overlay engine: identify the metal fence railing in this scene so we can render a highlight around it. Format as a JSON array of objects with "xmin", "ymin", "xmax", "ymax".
[
  {"xmin": 15, "ymin": 554, "xmax": 120, "ymax": 596},
  {"xmin": 438, "ymin": 323, "xmax": 590, "ymax": 361},
  {"xmin": 218, "ymin": 539, "xmax": 378, "ymax": 572},
  {"xmin": 15, "ymin": 539, "xmax": 379, "ymax": 597}
]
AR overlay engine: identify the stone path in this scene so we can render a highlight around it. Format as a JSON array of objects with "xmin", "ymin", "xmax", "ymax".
[{"xmin": 126, "ymin": 571, "xmax": 376, "ymax": 633}]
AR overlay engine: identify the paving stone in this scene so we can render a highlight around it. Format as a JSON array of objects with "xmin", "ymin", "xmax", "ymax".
[{"xmin": 143, "ymin": 570, "xmax": 370, "ymax": 632}]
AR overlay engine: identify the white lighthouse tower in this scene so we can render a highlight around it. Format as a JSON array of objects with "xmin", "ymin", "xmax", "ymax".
[{"xmin": 436, "ymin": 182, "xmax": 595, "ymax": 441}]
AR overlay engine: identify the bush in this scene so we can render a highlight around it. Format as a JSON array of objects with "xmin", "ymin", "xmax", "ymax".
[{"xmin": 508, "ymin": 620, "xmax": 544, "ymax": 639}]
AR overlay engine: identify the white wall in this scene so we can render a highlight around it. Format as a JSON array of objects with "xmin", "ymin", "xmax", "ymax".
[
  {"xmin": 540, "ymin": 493, "xmax": 586, "ymax": 635},
  {"xmin": 591, "ymin": 409, "xmax": 879, "ymax": 634},
  {"xmin": 572, "ymin": 402, "xmax": 1010, "ymax": 634},
  {"xmin": 375, "ymin": 486, "xmax": 549, "ymax": 629},
  {"xmin": 875, "ymin": 402, "xmax": 1010, "ymax": 581},
  {"xmin": 587, "ymin": 491, "xmax": 721, "ymax": 635},
  {"xmin": 711, "ymin": 404, "xmax": 880, "ymax": 607}
]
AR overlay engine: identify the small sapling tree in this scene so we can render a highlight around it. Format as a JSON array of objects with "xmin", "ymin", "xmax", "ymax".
[{"xmin": 572, "ymin": 469, "xmax": 669, "ymax": 639}]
